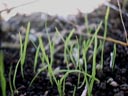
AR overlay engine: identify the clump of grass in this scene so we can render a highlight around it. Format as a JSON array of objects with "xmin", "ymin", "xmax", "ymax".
[
  {"xmin": 64, "ymin": 29, "xmax": 75, "ymax": 66},
  {"xmin": 12, "ymin": 22, "xmax": 31, "ymax": 92},
  {"xmin": 83, "ymin": 21, "xmax": 102, "ymax": 96},
  {"xmin": 88, "ymin": 30, "xmax": 98, "ymax": 95},
  {"xmin": 20, "ymin": 22, "xmax": 31, "ymax": 78},
  {"xmin": 0, "ymin": 51, "xmax": 6, "ymax": 96},
  {"xmin": 100, "ymin": 6, "xmax": 110, "ymax": 69}
]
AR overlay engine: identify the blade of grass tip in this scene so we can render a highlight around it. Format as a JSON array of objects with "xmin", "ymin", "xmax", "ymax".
[
  {"xmin": 21, "ymin": 22, "xmax": 31, "ymax": 64},
  {"xmin": 38, "ymin": 36, "xmax": 48, "ymax": 66},
  {"xmin": 21, "ymin": 22, "xmax": 31, "ymax": 78},
  {"xmin": 19, "ymin": 31, "xmax": 24, "ymax": 79},
  {"xmin": 55, "ymin": 27, "xmax": 65, "ymax": 43},
  {"xmin": 84, "ymin": 14, "xmax": 90, "ymax": 34},
  {"xmin": 86, "ymin": 21, "xmax": 103, "ymax": 50},
  {"xmin": 45, "ymin": 21, "xmax": 54, "ymax": 64},
  {"xmin": 0, "ymin": 51, "xmax": 6, "ymax": 96},
  {"xmin": 19, "ymin": 32, "xmax": 23, "ymax": 62},
  {"xmin": 101, "ymin": 6, "xmax": 110, "ymax": 69},
  {"xmin": 39, "ymin": 36, "xmax": 50, "ymax": 66}
]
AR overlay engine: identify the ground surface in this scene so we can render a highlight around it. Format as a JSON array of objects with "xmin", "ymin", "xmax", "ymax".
[{"xmin": 1, "ymin": 0, "xmax": 128, "ymax": 96}]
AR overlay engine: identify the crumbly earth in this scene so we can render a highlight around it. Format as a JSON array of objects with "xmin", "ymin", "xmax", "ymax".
[{"xmin": 1, "ymin": 0, "xmax": 128, "ymax": 96}]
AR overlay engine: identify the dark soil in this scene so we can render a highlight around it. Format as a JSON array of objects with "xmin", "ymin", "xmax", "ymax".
[{"xmin": 1, "ymin": 0, "xmax": 128, "ymax": 96}]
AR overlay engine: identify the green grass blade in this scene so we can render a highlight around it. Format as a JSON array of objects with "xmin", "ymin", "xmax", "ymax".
[
  {"xmin": 0, "ymin": 51, "xmax": 6, "ymax": 96},
  {"xmin": 64, "ymin": 29, "xmax": 75, "ymax": 64},
  {"xmin": 9, "ymin": 66, "xmax": 14, "ymax": 96},
  {"xmin": 88, "ymin": 34, "xmax": 98, "ymax": 95},
  {"xmin": 100, "ymin": 6, "xmax": 110, "ymax": 68},
  {"xmin": 33, "ymin": 45, "xmax": 40, "ymax": 73},
  {"xmin": 20, "ymin": 22, "xmax": 31, "ymax": 78},
  {"xmin": 13, "ymin": 58, "xmax": 21, "ymax": 90}
]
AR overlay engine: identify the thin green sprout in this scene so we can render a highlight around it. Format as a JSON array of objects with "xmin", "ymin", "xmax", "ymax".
[
  {"xmin": 0, "ymin": 51, "xmax": 6, "ymax": 96},
  {"xmin": 73, "ymin": 86, "xmax": 76, "ymax": 96},
  {"xmin": 88, "ymin": 32, "xmax": 98, "ymax": 96},
  {"xmin": 20, "ymin": 22, "xmax": 31, "ymax": 78},
  {"xmin": 112, "ymin": 44, "xmax": 116, "ymax": 70},
  {"xmin": 64, "ymin": 29, "xmax": 75, "ymax": 66},
  {"xmin": 101, "ymin": 6, "xmax": 110, "ymax": 69},
  {"xmin": 33, "ymin": 45, "xmax": 40, "ymax": 73},
  {"xmin": 29, "ymin": 65, "xmax": 48, "ymax": 87},
  {"xmin": 9, "ymin": 66, "xmax": 14, "ymax": 96},
  {"xmin": 13, "ymin": 58, "xmax": 21, "ymax": 90}
]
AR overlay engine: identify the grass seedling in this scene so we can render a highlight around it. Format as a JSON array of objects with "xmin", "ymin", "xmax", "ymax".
[
  {"xmin": 81, "ymin": 40, "xmax": 90, "ymax": 89},
  {"xmin": 81, "ymin": 21, "xmax": 102, "ymax": 96},
  {"xmin": 9, "ymin": 66, "xmax": 14, "ymax": 96},
  {"xmin": 53, "ymin": 72, "xmax": 69, "ymax": 96},
  {"xmin": 100, "ymin": 6, "xmax": 110, "ymax": 69},
  {"xmin": 64, "ymin": 29, "xmax": 75, "ymax": 65},
  {"xmin": 33, "ymin": 45, "xmax": 40, "ymax": 73},
  {"xmin": 38, "ymin": 36, "xmax": 54, "ymax": 85},
  {"xmin": 13, "ymin": 58, "xmax": 21, "ymax": 91},
  {"xmin": 46, "ymin": 24, "xmax": 55, "ymax": 65},
  {"xmin": 73, "ymin": 39, "xmax": 82, "ymax": 87},
  {"xmin": 0, "ymin": 51, "xmax": 6, "ymax": 96},
  {"xmin": 44, "ymin": 22, "xmax": 56, "ymax": 85},
  {"xmin": 19, "ymin": 22, "xmax": 31, "ymax": 78},
  {"xmin": 29, "ymin": 65, "xmax": 48, "ymax": 87},
  {"xmin": 88, "ymin": 32, "xmax": 98, "ymax": 96},
  {"xmin": 84, "ymin": 14, "xmax": 92, "ymax": 34}
]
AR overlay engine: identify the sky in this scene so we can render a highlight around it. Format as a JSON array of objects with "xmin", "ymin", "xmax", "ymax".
[{"xmin": 0, "ymin": 0, "xmax": 107, "ymax": 20}]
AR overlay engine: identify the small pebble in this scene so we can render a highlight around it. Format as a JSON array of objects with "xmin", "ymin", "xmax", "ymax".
[
  {"xmin": 107, "ymin": 78, "xmax": 118, "ymax": 87},
  {"xmin": 120, "ymin": 83, "xmax": 128, "ymax": 91},
  {"xmin": 110, "ymin": 81, "xmax": 118, "ymax": 87},
  {"xmin": 96, "ymin": 64, "xmax": 102, "ymax": 70}
]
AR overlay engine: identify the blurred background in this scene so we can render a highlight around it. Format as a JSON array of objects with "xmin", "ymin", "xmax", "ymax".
[{"xmin": 0, "ymin": 0, "xmax": 108, "ymax": 20}]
